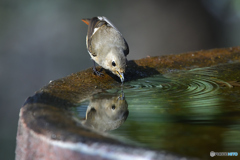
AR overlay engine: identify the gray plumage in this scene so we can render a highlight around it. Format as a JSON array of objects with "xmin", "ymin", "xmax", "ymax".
[{"xmin": 82, "ymin": 16, "xmax": 129, "ymax": 82}]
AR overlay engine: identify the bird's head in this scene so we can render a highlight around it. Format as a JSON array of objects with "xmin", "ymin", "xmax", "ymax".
[{"xmin": 104, "ymin": 49, "xmax": 127, "ymax": 82}]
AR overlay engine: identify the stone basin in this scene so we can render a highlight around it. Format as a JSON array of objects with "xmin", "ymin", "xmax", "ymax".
[{"xmin": 16, "ymin": 47, "xmax": 240, "ymax": 160}]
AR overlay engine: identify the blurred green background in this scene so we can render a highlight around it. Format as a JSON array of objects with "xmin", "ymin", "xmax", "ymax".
[{"xmin": 1, "ymin": 0, "xmax": 240, "ymax": 159}]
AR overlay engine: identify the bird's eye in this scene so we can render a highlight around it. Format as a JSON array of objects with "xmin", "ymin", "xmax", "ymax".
[
  {"xmin": 112, "ymin": 105, "xmax": 116, "ymax": 110},
  {"xmin": 112, "ymin": 61, "xmax": 116, "ymax": 67}
]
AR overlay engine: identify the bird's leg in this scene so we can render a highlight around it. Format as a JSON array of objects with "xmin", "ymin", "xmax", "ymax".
[{"xmin": 92, "ymin": 60, "xmax": 103, "ymax": 76}]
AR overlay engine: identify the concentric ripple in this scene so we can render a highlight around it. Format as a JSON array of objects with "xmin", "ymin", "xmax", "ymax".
[
  {"xmin": 118, "ymin": 67, "xmax": 230, "ymax": 111},
  {"xmin": 107, "ymin": 64, "xmax": 240, "ymax": 159},
  {"xmin": 163, "ymin": 68, "xmax": 221, "ymax": 100},
  {"xmin": 71, "ymin": 64, "xmax": 240, "ymax": 159}
]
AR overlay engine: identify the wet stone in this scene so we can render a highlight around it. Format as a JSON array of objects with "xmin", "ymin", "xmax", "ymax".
[{"xmin": 16, "ymin": 47, "xmax": 240, "ymax": 160}]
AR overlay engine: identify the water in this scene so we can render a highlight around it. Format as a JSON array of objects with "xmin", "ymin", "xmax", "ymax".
[
  {"xmin": 70, "ymin": 63, "xmax": 240, "ymax": 159},
  {"xmin": 70, "ymin": 92, "xmax": 129, "ymax": 132}
]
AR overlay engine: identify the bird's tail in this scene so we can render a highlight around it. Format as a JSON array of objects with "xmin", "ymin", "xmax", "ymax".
[{"xmin": 81, "ymin": 18, "xmax": 91, "ymax": 25}]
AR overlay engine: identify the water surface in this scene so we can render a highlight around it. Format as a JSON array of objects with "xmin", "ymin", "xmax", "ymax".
[{"xmin": 72, "ymin": 63, "xmax": 240, "ymax": 159}]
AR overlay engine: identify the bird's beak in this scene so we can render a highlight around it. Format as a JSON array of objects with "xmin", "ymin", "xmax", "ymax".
[
  {"xmin": 118, "ymin": 92, "xmax": 125, "ymax": 100},
  {"xmin": 117, "ymin": 71, "xmax": 124, "ymax": 83}
]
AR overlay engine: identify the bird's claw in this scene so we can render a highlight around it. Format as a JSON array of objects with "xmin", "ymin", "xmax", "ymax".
[{"xmin": 93, "ymin": 68, "xmax": 103, "ymax": 76}]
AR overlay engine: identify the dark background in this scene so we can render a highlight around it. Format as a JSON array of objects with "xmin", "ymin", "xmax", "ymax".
[{"xmin": 1, "ymin": 0, "xmax": 240, "ymax": 159}]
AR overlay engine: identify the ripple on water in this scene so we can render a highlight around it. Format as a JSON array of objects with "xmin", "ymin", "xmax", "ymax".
[
  {"xmin": 72, "ymin": 64, "xmax": 240, "ymax": 159},
  {"xmin": 108, "ymin": 65, "xmax": 240, "ymax": 159},
  {"xmin": 122, "ymin": 67, "xmax": 225, "ymax": 112}
]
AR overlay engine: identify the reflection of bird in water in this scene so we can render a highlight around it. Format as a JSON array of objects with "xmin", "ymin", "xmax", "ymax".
[{"xmin": 82, "ymin": 92, "xmax": 128, "ymax": 132}]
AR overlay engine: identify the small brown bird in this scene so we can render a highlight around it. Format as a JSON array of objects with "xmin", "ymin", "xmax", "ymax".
[{"xmin": 82, "ymin": 16, "xmax": 129, "ymax": 82}]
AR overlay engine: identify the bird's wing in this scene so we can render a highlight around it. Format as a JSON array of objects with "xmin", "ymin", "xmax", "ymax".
[
  {"xmin": 99, "ymin": 17, "xmax": 129, "ymax": 56},
  {"xmin": 87, "ymin": 17, "xmax": 105, "ymax": 57},
  {"xmin": 97, "ymin": 16, "xmax": 120, "ymax": 33},
  {"xmin": 123, "ymin": 39, "xmax": 129, "ymax": 56},
  {"xmin": 82, "ymin": 16, "xmax": 129, "ymax": 57},
  {"xmin": 98, "ymin": 17, "xmax": 129, "ymax": 56}
]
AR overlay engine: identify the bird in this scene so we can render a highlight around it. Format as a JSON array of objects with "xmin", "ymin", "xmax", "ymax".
[{"xmin": 82, "ymin": 16, "xmax": 129, "ymax": 83}]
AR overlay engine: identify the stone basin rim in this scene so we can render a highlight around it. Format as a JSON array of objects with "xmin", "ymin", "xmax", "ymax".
[
  {"xmin": 16, "ymin": 47, "xmax": 240, "ymax": 160},
  {"xmin": 18, "ymin": 107, "xmax": 179, "ymax": 160}
]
